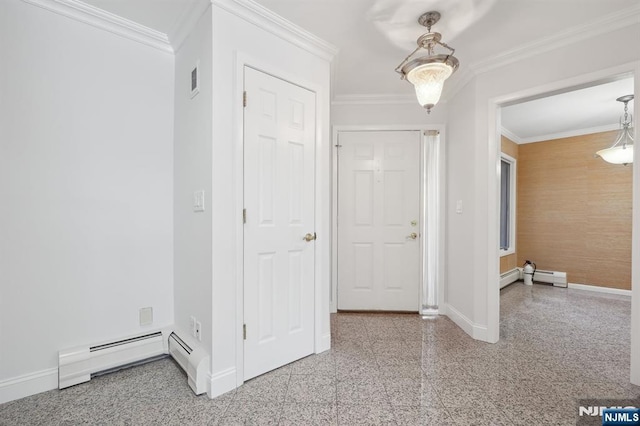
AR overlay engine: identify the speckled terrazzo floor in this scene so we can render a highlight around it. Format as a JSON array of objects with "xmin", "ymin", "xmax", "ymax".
[{"xmin": 1, "ymin": 282, "xmax": 638, "ymax": 425}]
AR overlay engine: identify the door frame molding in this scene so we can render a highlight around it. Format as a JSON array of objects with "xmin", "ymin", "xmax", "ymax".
[
  {"xmin": 331, "ymin": 124, "xmax": 447, "ymax": 314},
  {"xmin": 234, "ymin": 52, "xmax": 330, "ymax": 387}
]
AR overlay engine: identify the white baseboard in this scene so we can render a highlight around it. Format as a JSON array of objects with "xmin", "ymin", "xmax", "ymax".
[
  {"xmin": 207, "ymin": 367, "xmax": 236, "ymax": 399},
  {"xmin": 445, "ymin": 304, "xmax": 489, "ymax": 342},
  {"xmin": 0, "ymin": 368, "xmax": 58, "ymax": 404},
  {"xmin": 568, "ymin": 283, "xmax": 632, "ymax": 297},
  {"xmin": 318, "ymin": 332, "xmax": 331, "ymax": 353},
  {"xmin": 472, "ymin": 323, "xmax": 489, "ymax": 342}
]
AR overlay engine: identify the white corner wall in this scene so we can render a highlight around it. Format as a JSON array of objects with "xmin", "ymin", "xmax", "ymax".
[
  {"xmin": 209, "ymin": 0, "xmax": 333, "ymax": 397},
  {"xmin": 446, "ymin": 21, "xmax": 640, "ymax": 360},
  {"xmin": 443, "ymin": 78, "xmax": 482, "ymax": 338},
  {"xmin": 0, "ymin": 0, "xmax": 175, "ymax": 403},
  {"xmin": 172, "ymin": 5, "xmax": 214, "ymax": 373}
]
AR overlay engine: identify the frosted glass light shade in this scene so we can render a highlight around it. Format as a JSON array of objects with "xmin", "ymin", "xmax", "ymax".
[
  {"xmin": 407, "ymin": 62, "xmax": 453, "ymax": 111},
  {"xmin": 596, "ymin": 144, "xmax": 634, "ymax": 165}
]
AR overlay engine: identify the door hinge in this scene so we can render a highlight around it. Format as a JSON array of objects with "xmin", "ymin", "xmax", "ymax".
[
  {"xmin": 335, "ymin": 134, "xmax": 342, "ymax": 148},
  {"xmin": 243, "ymin": 91, "xmax": 247, "ymax": 108},
  {"xmin": 243, "ymin": 208, "xmax": 247, "ymax": 224},
  {"xmin": 243, "ymin": 324, "xmax": 247, "ymax": 340}
]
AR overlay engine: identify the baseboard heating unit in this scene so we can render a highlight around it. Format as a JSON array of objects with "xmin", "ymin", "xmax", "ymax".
[
  {"xmin": 59, "ymin": 328, "xmax": 209, "ymax": 395},
  {"xmin": 532, "ymin": 269, "xmax": 567, "ymax": 287},
  {"xmin": 58, "ymin": 330, "xmax": 169, "ymax": 389},
  {"xmin": 500, "ymin": 269, "xmax": 520, "ymax": 289},
  {"xmin": 167, "ymin": 331, "xmax": 209, "ymax": 395}
]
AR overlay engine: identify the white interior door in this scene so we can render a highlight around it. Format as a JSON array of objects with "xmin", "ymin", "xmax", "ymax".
[
  {"xmin": 243, "ymin": 67, "xmax": 316, "ymax": 380},
  {"xmin": 337, "ymin": 131, "xmax": 421, "ymax": 311}
]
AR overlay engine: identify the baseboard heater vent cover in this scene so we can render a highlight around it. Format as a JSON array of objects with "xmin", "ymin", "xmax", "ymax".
[
  {"xmin": 500, "ymin": 268, "xmax": 520, "ymax": 289},
  {"xmin": 167, "ymin": 331, "xmax": 209, "ymax": 395},
  {"xmin": 58, "ymin": 330, "xmax": 168, "ymax": 389},
  {"xmin": 533, "ymin": 269, "xmax": 568, "ymax": 287}
]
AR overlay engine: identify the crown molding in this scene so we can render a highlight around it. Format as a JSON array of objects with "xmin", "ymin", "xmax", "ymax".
[
  {"xmin": 332, "ymin": 65, "xmax": 475, "ymax": 107},
  {"xmin": 21, "ymin": 0, "xmax": 173, "ymax": 53},
  {"xmin": 500, "ymin": 127, "xmax": 523, "ymax": 144},
  {"xmin": 470, "ymin": 4, "xmax": 640, "ymax": 75},
  {"xmin": 332, "ymin": 93, "xmax": 416, "ymax": 106},
  {"xmin": 211, "ymin": 0, "xmax": 338, "ymax": 62},
  {"xmin": 169, "ymin": 0, "xmax": 211, "ymax": 53},
  {"xmin": 504, "ymin": 123, "xmax": 620, "ymax": 145},
  {"xmin": 416, "ymin": 5, "xmax": 640, "ymax": 108}
]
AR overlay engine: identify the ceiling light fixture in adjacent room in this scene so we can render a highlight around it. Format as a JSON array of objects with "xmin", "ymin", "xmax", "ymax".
[
  {"xmin": 596, "ymin": 94, "xmax": 634, "ymax": 165},
  {"xmin": 395, "ymin": 11, "xmax": 459, "ymax": 114}
]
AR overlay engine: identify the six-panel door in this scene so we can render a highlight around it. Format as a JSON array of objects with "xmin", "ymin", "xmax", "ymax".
[
  {"xmin": 337, "ymin": 131, "xmax": 421, "ymax": 311},
  {"xmin": 243, "ymin": 67, "xmax": 316, "ymax": 380}
]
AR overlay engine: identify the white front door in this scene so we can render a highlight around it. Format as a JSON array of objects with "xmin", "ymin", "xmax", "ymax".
[
  {"xmin": 243, "ymin": 67, "xmax": 316, "ymax": 380},
  {"xmin": 337, "ymin": 131, "xmax": 421, "ymax": 311}
]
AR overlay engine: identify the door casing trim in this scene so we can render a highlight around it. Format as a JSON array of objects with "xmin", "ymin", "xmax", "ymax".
[{"xmin": 331, "ymin": 124, "xmax": 447, "ymax": 314}]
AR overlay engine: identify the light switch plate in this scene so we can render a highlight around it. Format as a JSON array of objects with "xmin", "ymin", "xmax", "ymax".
[
  {"xmin": 193, "ymin": 190, "xmax": 205, "ymax": 212},
  {"xmin": 190, "ymin": 316, "xmax": 197, "ymax": 337},
  {"xmin": 456, "ymin": 200, "xmax": 463, "ymax": 214}
]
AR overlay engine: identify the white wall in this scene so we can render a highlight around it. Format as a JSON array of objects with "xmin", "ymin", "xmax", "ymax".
[
  {"xmin": 209, "ymin": 0, "xmax": 333, "ymax": 397},
  {"xmin": 443, "ymin": 79, "xmax": 480, "ymax": 336},
  {"xmin": 446, "ymin": 23, "xmax": 640, "ymax": 351},
  {"xmin": 332, "ymin": 102, "xmax": 447, "ymax": 127},
  {"xmin": 0, "ymin": 0, "xmax": 175, "ymax": 402},
  {"xmin": 173, "ymin": 5, "xmax": 214, "ymax": 365}
]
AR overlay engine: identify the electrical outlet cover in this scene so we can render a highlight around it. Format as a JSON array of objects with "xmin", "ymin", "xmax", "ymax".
[
  {"xmin": 139, "ymin": 307, "xmax": 153, "ymax": 326},
  {"xmin": 195, "ymin": 321, "xmax": 201, "ymax": 341},
  {"xmin": 190, "ymin": 316, "xmax": 196, "ymax": 337}
]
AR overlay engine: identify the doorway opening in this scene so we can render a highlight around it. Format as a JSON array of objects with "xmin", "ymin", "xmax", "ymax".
[
  {"xmin": 499, "ymin": 76, "xmax": 634, "ymax": 294},
  {"xmin": 489, "ymin": 68, "xmax": 637, "ymax": 383},
  {"xmin": 331, "ymin": 126, "xmax": 445, "ymax": 316}
]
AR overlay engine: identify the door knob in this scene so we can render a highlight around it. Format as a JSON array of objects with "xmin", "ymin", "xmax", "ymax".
[
  {"xmin": 304, "ymin": 232, "xmax": 317, "ymax": 242},
  {"xmin": 408, "ymin": 232, "xmax": 418, "ymax": 240}
]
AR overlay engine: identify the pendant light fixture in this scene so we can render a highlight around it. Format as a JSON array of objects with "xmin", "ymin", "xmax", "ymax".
[
  {"xmin": 596, "ymin": 94, "xmax": 634, "ymax": 165},
  {"xmin": 395, "ymin": 11, "xmax": 459, "ymax": 114}
]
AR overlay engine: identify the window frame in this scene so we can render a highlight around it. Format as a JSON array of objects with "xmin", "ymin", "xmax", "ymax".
[{"xmin": 499, "ymin": 153, "xmax": 517, "ymax": 257}]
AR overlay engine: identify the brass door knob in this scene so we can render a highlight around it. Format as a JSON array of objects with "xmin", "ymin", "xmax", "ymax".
[
  {"xmin": 304, "ymin": 233, "xmax": 317, "ymax": 242},
  {"xmin": 408, "ymin": 232, "xmax": 418, "ymax": 240}
]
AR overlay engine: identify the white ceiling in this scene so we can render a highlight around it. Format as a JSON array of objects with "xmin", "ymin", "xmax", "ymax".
[
  {"xmin": 252, "ymin": 0, "xmax": 637, "ymax": 97},
  {"xmin": 81, "ymin": 0, "xmax": 202, "ymax": 35},
  {"xmin": 502, "ymin": 77, "xmax": 635, "ymax": 143},
  {"xmin": 79, "ymin": 0, "xmax": 637, "ymax": 142}
]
